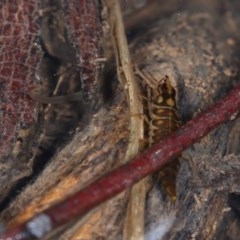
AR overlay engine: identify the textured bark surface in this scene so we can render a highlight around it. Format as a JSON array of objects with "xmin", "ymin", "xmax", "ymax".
[
  {"xmin": 1, "ymin": 0, "xmax": 240, "ymax": 239},
  {"xmin": 130, "ymin": 4, "xmax": 240, "ymax": 239},
  {"xmin": 0, "ymin": 0, "xmax": 42, "ymax": 204},
  {"xmin": 65, "ymin": 0, "xmax": 102, "ymax": 102}
]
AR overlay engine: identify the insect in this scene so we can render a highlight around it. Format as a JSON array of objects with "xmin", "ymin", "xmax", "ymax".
[{"xmin": 136, "ymin": 69, "xmax": 181, "ymax": 201}]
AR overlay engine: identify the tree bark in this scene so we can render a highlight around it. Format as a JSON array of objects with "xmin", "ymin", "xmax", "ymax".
[{"xmin": 1, "ymin": 1, "xmax": 240, "ymax": 239}]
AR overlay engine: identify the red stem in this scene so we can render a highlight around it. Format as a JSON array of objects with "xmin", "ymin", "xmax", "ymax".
[{"xmin": 1, "ymin": 85, "xmax": 240, "ymax": 239}]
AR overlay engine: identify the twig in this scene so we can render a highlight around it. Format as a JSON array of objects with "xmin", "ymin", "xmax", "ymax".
[
  {"xmin": 1, "ymin": 85, "xmax": 240, "ymax": 240},
  {"xmin": 124, "ymin": 0, "xmax": 180, "ymax": 31},
  {"xmin": 105, "ymin": 0, "xmax": 144, "ymax": 160},
  {"xmin": 104, "ymin": 1, "xmax": 146, "ymax": 239}
]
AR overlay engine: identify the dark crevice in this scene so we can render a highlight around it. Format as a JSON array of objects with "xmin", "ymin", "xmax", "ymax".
[{"xmin": 0, "ymin": 0, "xmax": 87, "ymax": 212}]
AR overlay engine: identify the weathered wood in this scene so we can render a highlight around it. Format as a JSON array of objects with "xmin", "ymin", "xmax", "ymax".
[
  {"xmin": 1, "ymin": 1, "xmax": 240, "ymax": 239},
  {"xmin": 0, "ymin": 0, "xmax": 42, "ymax": 205},
  {"xmin": 130, "ymin": 3, "xmax": 240, "ymax": 240}
]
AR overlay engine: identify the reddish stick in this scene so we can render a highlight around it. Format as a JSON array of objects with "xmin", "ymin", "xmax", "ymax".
[{"xmin": 1, "ymin": 85, "xmax": 240, "ymax": 239}]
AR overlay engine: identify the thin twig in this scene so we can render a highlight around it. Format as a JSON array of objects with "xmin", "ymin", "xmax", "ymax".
[
  {"xmin": 1, "ymin": 83, "xmax": 240, "ymax": 240},
  {"xmin": 105, "ymin": 0, "xmax": 144, "ymax": 160},
  {"xmin": 104, "ymin": 1, "xmax": 146, "ymax": 239}
]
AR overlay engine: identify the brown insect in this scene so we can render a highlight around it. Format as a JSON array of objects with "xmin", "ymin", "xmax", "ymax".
[{"xmin": 136, "ymin": 69, "xmax": 181, "ymax": 201}]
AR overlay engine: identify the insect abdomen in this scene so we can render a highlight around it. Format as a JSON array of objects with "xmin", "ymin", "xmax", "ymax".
[
  {"xmin": 149, "ymin": 105, "xmax": 180, "ymax": 145},
  {"xmin": 148, "ymin": 76, "xmax": 181, "ymax": 201}
]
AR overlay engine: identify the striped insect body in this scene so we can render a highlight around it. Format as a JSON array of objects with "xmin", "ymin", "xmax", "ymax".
[
  {"xmin": 136, "ymin": 69, "xmax": 181, "ymax": 201},
  {"xmin": 148, "ymin": 76, "xmax": 181, "ymax": 146}
]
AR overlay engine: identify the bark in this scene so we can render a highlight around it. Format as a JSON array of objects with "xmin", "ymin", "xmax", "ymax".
[
  {"xmin": 1, "ymin": 1, "xmax": 240, "ymax": 240},
  {"xmin": 0, "ymin": 0, "xmax": 42, "ymax": 204}
]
